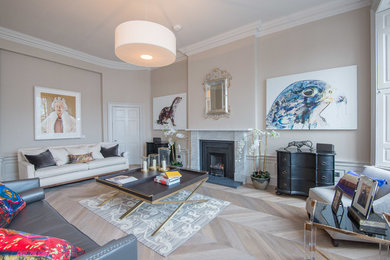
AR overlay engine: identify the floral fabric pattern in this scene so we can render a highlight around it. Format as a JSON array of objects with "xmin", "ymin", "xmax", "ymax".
[
  {"xmin": 0, "ymin": 184, "xmax": 26, "ymax": 228},
  {"xmin": 0, "ymin": 228, "xmax": 85, "ymax": 259}
]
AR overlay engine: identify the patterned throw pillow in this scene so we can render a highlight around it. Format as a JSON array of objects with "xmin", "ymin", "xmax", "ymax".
[
  {"xmin": 0, "ymin": 228, "xmax": 85, "ymax": 260},
  {"xmin": 335, "ymin": 172, "xmax": 358, "ymax": 197},
  {"xmin": 0, "ymin": 184, "xmax": 26, "ymax": 228},
  {"xmin": 68, "ymin": 152, "xmax": 94, "ymax": 164}
]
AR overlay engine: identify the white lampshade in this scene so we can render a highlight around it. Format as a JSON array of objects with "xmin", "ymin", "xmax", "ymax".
[{"xmin": 115, "ymin": 20, "xmax": 176, "ymax": 67}]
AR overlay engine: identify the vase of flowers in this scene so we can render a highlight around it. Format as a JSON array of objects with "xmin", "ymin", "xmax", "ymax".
[
  {"xmin": 162, "ymin": 125, "xmax": 186, "ymax": 167},
  {"xmin": 239, "ymin": 129, "xmax": 279, "ymax": 190}
]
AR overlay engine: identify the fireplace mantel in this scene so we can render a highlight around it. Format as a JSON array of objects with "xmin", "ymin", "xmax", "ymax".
[{"xmin": 189, "ymin": 130, "xmax": 250, "ymax": 183}]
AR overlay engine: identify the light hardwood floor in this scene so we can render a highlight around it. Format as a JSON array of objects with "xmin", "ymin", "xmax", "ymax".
[{"xmin": 45, "ymin": 180, "xmax": 381, "ymax": 260}]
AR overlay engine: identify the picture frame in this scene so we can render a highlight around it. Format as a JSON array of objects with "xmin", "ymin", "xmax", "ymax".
[
  {"xmin": 351, "ymin": 175, "xmax": 378, "ymax": 219},
  {"xmin": 34, "ymin": 86, "xmax": 81, "ymax": 140},
  {"xmin": 331, "ymin": 186, "xmax": 343, "ymax": 215},
  {"xmin": 153, "ymin": 93, "xmax": 186, "ymax": 130},
  {"xmin": 266, "ymin": 65, "xmax": 357, "ymax": 130}
]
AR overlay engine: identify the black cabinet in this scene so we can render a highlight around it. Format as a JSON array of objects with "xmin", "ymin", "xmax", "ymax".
[
  {"xmin": 146, "ymin": 142, "xmax": 169, "ymax": 156},
  {"xmin": 276, "ymin": 149, "xmax": 335, "ymax": 196}
]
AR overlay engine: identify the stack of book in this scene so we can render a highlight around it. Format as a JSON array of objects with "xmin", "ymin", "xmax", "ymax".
[
  {"xmin": 348, "ymin": 207, "xmax": 387, "ymax": 235},
  {"xmin": 154, "ymin": 171, "xmax": 182, "ymax": 186}
]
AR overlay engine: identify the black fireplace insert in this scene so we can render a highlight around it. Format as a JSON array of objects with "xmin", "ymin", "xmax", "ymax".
[{"xmin": 200, "ymin": 140, "xmax": 234, "ymax": 179}]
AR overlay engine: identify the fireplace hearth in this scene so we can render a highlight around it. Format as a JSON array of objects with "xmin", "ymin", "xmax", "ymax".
[{"xmin": 200, "ymin": 140, "xmax": 234, "ymax": 179}]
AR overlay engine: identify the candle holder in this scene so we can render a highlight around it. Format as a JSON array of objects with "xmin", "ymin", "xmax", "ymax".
[
  {"xmin": 141, "ymin": 156, "xmax": 148, "ymax": 173},
  {"xmin": 158, "ymin": 147, "xmax": 170, "ymax": 172},
  {"xmin": 148, "ymin": 153, "xmax": 159, "ymax": 171}
]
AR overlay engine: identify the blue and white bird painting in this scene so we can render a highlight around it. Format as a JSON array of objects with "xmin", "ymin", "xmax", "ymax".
[{"xmin": 266, "ymin": 80, "xmax": 347, "ymax": 129}]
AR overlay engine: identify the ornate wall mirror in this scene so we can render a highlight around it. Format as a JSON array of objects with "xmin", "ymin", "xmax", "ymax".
[{"xmin": 203, "ymin": 68, "xmax": 232, "ymax": 119}]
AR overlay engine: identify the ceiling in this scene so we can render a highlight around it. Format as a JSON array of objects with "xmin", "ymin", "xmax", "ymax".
[{"xmin": 0, "ymin": 0, "xmax": 367, "ymax": 64}]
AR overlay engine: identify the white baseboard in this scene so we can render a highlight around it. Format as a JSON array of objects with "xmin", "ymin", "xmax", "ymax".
[
  {"xmin": 0, "ymin": 155, "xmax": 18, "ymax": 181},
  {"xmin": 0, "ymin": 153, "xmax": 369, "ymax": 184}
]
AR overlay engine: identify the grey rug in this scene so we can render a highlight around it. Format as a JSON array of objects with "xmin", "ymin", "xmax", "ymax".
[{"xmin": 79, "ymin": 191, "xmax": 230, "ymax": 257}]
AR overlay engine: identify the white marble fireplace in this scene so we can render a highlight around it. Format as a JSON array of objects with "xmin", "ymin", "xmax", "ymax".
[{"xmin": 189, "ymin": 130, "xmax": 250, "ymax": 183}]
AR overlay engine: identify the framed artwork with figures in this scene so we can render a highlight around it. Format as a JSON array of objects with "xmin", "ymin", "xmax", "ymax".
[{"xmin": 34, "ymin": 86, "xmax": 81, "ymax": 140}]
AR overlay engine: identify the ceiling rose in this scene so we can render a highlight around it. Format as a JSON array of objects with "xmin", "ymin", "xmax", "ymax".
[{"xmin": 115, "ymin": 20, "xmax": 176, "ymax": 67}]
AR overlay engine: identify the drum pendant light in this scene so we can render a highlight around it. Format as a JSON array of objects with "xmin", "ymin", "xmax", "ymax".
[{"xmin": 115, "ymin": 20, "xmax": 176, "ymax": 67}]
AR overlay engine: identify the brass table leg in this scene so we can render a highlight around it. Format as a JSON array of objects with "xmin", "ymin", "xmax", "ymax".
[
  {"xmin": 120, "ymin": 200, "xmax": 145, "ymax": 220},
  {"xmin": 98, "ymin": 191, "xmax": 120, "ymax": 207},
  {"xmin": 151, "ymin": 179, "xmax": 207, "ymax": 236}
]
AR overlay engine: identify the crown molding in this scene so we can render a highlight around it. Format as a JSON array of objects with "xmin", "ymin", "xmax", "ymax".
[
  {"xmin": 0, "ymin": 26, "xmax": 146, "ymax": 71},
  {"xmin": 179, "ymin": 21, "xmax": 260, "ymax": 56},
  {"xmin": 179, "ymin": 0, "xmax": 371, "ymax": 56},
  {"xmin": 257, "ymin": 0, "xmax": 371, "ymax": 38}
]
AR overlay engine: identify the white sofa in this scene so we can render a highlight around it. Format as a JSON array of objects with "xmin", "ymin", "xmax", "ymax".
[{"xmin": 18, "ymin": 143, "xmax": 129, "ymax": 187}]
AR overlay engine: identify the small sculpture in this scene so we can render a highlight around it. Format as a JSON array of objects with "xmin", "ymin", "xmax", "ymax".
[{"xmin": 285, "ymin": 140, "xmax": 313, "ymax": 151}]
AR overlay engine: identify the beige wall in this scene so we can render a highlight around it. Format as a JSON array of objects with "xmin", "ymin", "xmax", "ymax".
[
  {"xmin": 101, "ymin": 68, "xmax": 151, "ymax": 143},
  {"xmin": 150, "ymin": 60, "xmax": 188, "ymax": 140},
  {"xmin": 257, "ymin": 7, "xmax": 370, "ymax": 163},
  {"xmin": 0, "ymin": 50, "xmax": 102, "ymax": 155},
  {"xmin": 188, "ymin": 37, "xmax": 256, "ymax": 130},
  {"xmin": 0, "ymin": 39, "xmax": 151, "ymax": 157}
]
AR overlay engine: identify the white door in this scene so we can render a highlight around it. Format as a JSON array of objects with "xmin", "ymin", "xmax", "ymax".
[{"xmin": 109, "ymin": 104, "xmax": 142, "ymax": 165}]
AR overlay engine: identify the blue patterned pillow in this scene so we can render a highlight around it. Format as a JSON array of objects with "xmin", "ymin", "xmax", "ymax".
[{"xmin": 0, "ymin": 184, "xmax": 26, "ymax": 227}]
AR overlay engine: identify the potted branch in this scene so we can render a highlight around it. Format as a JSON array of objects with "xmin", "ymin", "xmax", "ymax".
[
  {"xmin": 241, "ymin": 129, "xmax": 279, "ymax": 190},
  {"xmin": 162, "ymin": 125, "xmax": 186, "ymax": 167}
]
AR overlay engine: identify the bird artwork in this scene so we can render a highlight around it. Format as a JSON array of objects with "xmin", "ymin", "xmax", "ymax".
[
  {"xmin": 157, "ymin": 96, "xmax": 183, "ymax": 126},
  {"xmin": 266, "ymin": 80, "xmax": 347, "ymax": 129}
]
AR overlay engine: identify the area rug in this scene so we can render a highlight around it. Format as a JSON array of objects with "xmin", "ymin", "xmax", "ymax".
[{"xmin": 79, "ymin": 191, "xmax": 230, "ymax": 257}]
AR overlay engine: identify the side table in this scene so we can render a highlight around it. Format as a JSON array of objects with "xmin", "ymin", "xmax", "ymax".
[{"xmin": 304, "ymin": 201, "xmax": 390, "ymax": 260}]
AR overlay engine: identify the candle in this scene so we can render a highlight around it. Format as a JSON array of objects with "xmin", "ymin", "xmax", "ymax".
[
  {"xmin": 152, "ymin": 159, "xmax": 156, "ymax": 169},
  {"xmin": 162, "ymin": 160, "xmax": 166, "ymax": 170},
  {"xmin": 143, "ymin": 161, "xmax": 148, "ymax": 171}
]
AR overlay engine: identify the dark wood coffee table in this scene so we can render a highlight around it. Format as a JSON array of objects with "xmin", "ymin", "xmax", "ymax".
[{"xmin": 96, "ymin": 167, "xmax": 209, "ymax": 236}]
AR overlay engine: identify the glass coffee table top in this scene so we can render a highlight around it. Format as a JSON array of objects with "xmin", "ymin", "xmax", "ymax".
[{"xmin": 312, "ymin": 202, "xmax": 390, "ymax": 240}]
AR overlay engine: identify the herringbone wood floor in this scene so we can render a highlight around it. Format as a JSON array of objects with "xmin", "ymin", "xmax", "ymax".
[{"xmin": 45, "ymin": 180, "xmax": 380, "ymax": 260}]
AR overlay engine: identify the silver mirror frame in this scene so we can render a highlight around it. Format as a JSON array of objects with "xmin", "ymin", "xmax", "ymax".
[{"xmin": 203, "ymin": 68, "xmax": 232, "ymax": 120}]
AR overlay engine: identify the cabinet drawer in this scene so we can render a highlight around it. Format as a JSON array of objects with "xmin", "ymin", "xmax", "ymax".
[
  {"xmin": 278, "ymin": 152, "xmax": 290, "ymax": 166},
  {"xmin": 291, "ymin": 166, "xmax": 315, "ymax": 180},
  {"xmin": 291, "ymin": 180, "xmax": 315, "ymax": 194},
  {"xmin": 278, "ymin": 178, "xmax": 290, "ymax": 190},
  {"xmin": 317, "ymin": 170, "xmax": 334, "ymax": 184},
  {"xmin": 278, "ymin": 167, "xmax": 290, "ymax": 179},
  {"xmin": 291, "ymin": 153, "xmax": 316, "ymax": 168},
  {"xmin": 318, "ymin": 155, "xmax": 334, "ymax": 170}
]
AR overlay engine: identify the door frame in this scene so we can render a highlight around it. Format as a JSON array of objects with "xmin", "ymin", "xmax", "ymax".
[{"xmin": 108, "ymin": 102, "xmax": 144, "ymax": 158}]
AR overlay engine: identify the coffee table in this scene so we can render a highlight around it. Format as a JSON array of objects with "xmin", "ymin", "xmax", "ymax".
[
  {"xmin": 95, "ymin": 167, "xmax": 209, "ymax": 236},
  {"xmin": 304, "ymin": 201, "xmax": 390, "ymax": 260}
]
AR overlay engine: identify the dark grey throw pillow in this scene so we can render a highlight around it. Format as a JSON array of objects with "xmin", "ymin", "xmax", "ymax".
[
  {"xmin": 100, "ymin": 144, "xmax": 119, "ymax": 158},
  {"xmin": 24, "ymin": 150, "xmax": 56, "ymax": 170}
]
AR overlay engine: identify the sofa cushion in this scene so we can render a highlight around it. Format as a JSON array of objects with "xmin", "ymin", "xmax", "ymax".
[
  {"xmin": 362, "ymin": 166, "xmax": 390, "ymax": 199},
  {"xmin": 24, "ymin": 150, "xmax": 56, "ymax": 170},
  {"xmin": 0, "ymin": 184, "xmax": 26, "ymax": 227},
  {"xmin": 49, "ymin": 147, "xmax": 69, "ymax": 166},
  {"xmin": 101, "ymin": 144, "xmax": 119, "ymax": 158},
  {"xmin": 9, "ymin": 200, "xmax": 99, "ymax": 253},
  {"xmin": 69, "ymin": 152, "xmax": 94, "ymax": 164},
  {"xmin": 0, "ymin": 228, "xmax": 85, "ymax": 259},
  {"xmin": 66, "ymin": 146, "xmax": 89, "ymax": 155},
  {"xmin": 87, "ymin": 157, "xmax": 127, "ymax": 170},
  {"xmin": 88, "ymin": 144, "xmax": 104, "ymax": 159},
  {"xmin": 309, "ymin": 185, "xmax": 353, "ymax": 207},
  {"xmin": 35, "ymin": 163, "xmax": 89, "ymax": 178}
]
